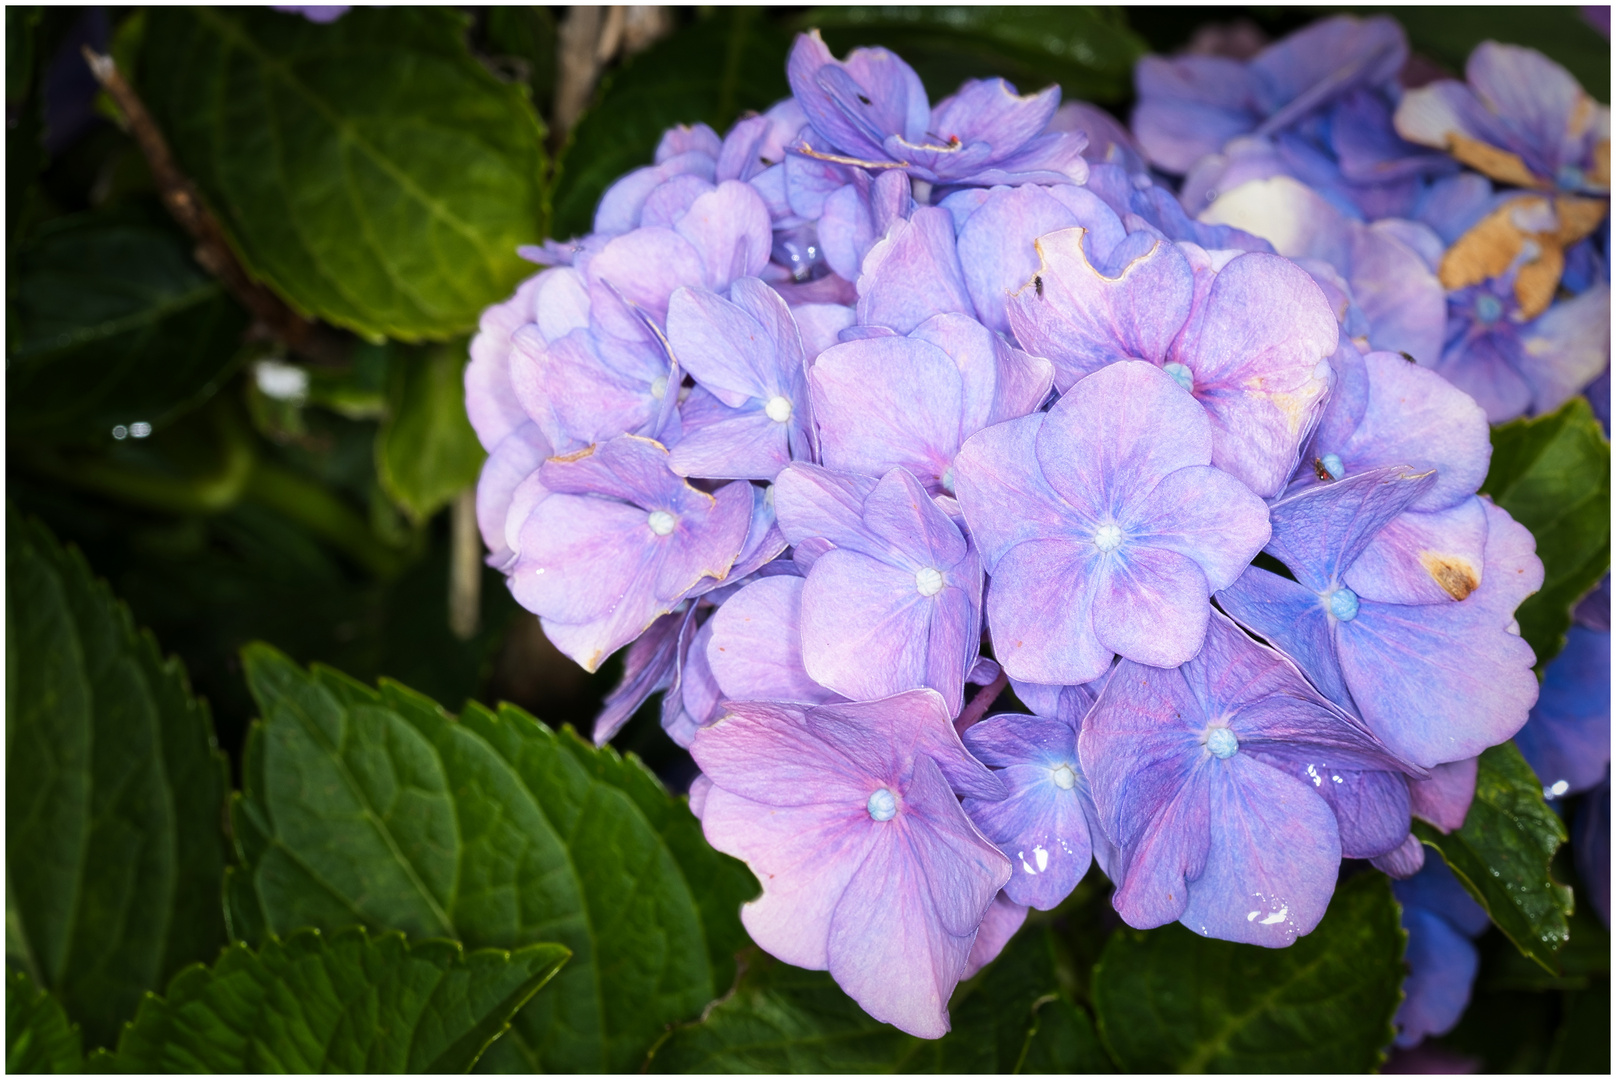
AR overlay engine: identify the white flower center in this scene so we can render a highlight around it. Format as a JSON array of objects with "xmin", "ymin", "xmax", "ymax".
[
  {"xmin": 915, "ymin": 567, "xmax": 945, "ymax": 596},
  {"xmin": 650, "ymin": 375, "xmax": 669, "ymax": 400},
  {"xmin": 1051, "ymin": 764, "xmax": 1076, "ymax": 790},
  {"xmin": 1093, "ymin": 523, "xmax": 1123, "ymax": 553},
  {"xmin": 647, "ymin": 510, "xmax": 677, "ymax": 536},
  {"xmin": 1206, "ymin": 726, "xmax": 1239, "ymax": 759},
  {"xmin": 764, "ymin": 395, "xmax": 793, "ymax": 423},
  {"xmin": 867, "ymin": 788, "xmax": 897, "ymax": 821}
]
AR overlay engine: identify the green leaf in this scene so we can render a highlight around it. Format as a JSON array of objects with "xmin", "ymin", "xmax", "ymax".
[
  {"xmin": 1412, "ymin": 742, "xmax": 1573, "ymax": 972},
  {"xmin": 1091, "ymin": 871, "xmax": 1405, "ymax": 1073},
  {"xmin": 376, "ymin": 343, "xmax": 486, "ymax": 523},
  {"xmin": 226, "ymin": 645, "xmax": 757, "ymax": 1073},
  {"xmin": 5, "ymin": 511, "xmax": 230, "ymax": 1050},
  {"xmin": 7, "ymin": 969, "xmax": 84, "ymax": 1074},
  {"xmin": 136, "ymin": 6, "xmax": 547, "ymax": 342},
  {"xmin": 91, "ymin": 926, "xmax": 568, "ymax": 1073},
  {"xmin": 805, "ymin": 6, "xmax": 1147, "ymax": 105},
  {"xmin": 550, "ymin": 8, "xmax": 792, "ymax": 239},
  {"xmin": 8, "ymin": 203, "xmax": 249, "ymax": 444},
  {"xmin": 1016, "ymin": 993, "xmax": 1113, "ymax": 1074},
  {"xmin": 1480, "ymin": 396, "xmax": 1611, "ymax": 668}
]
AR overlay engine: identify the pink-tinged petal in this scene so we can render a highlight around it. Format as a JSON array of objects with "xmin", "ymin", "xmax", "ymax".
[
  {"xmin": 772, "ymin": 463, "xmax": 878, "ymax": 549},
  {"xmin": 952, "ymin": 414, "xmax": 1076, "ymax": 564},
  {"xmin": 964, "ymin": 761, "xmax": 1093, "ymax": 910},
  {"xmin": 1337, "ymin": 503, "xmax": 1542, "ymax": 767},
  {"xmin": 1168, "ymin": 251, "xmax": 1338, "ymax": 497},
  {"xmin": 961, "ymin": 893, "xmax": 1028, "ymax": 979},
  {"xmin": 693, "ymin": 699, "xmax": 873, "ymax": 807},
  {"xmin": 512, "ymin": 493, "xmax": 654, "ymax": 626},
  {"xmin": 710, "ymin": 576, "xmax": 841, "ymax": 705},
  {"xmin": 954, "ymin": 185, "xmax": 1087, "ymax": 334},
  {"xmin": 667, "ymin": 284, "xmax": 779, "ymax": 406},
  {"xmin": 466, "ymin": 272, "xmax": 548, "ymax": 450},
  {"xmin": 1130, "ymin": 465, "xmax": 1271, "ymax": 591},
  {"xmin": 595, "ymin": 152, "xmax": 717, "ymax": 234},
  {"xmin": 909, "ymin": 312, "xmax": 1054, "ymax": 436},
  {"xmin": 1091, "ymin": 545, "xmax": 1211, "ymax": 670},
  {"xmin": 793, "ymin": 302, "xmax": 857, "ymax": 366},
  {"xmin": 657, "ymin": 124, "xmax": 722, "ymax": 163},
  {"xmin": 811, "ymin": 336, "xmax": 963, "ymax": 485},
  {"xmin": 675, "ymin": 180, "xmax": 774, "ymax": 289},
  {"xmin": 593, "ymin": 606, "xmax": 687, "ymax": 745},
  {"xmin": 1178, "ymin": 755, "xmax": 1341, "ymax": 947},
  {"xmin": 669, "ymin": 615, "xmax": 723, "ymax": 748},
  {"xmin": 537, "ymin": 434, "xmax": 685, "ymax": 505},
  {"xmin": 1036, "ymin": 361, "xmax": 1214, "ymax": 518},
  {"xmin": 1346, "ymin": 498, "xmax": 1489, "ymax": 606},
  {"xmin": 805, "ymin": 690, "xmax": 1005, "ymax": 801},
  {"xmin": 987, "ymin": 540, "xmax": 1109, "ymax": 685},
  {"xmin": 904, "ymin": 754, "xmax": 1014, "ymax": 936},
  {"xmin": 1371, "ymin": 832, "xmax": 1427, "ymax": 879},
  {"xmin": 1522, "ymin": 282, "xmax": 1612, "ymax": 416},
  {"xmin": 862, "ymin": 467, "xmax": 969, "ymax": 570},
  {"xmin": 1113, "ymin": 778, "xmax": 1211, "ymax": 930},
  {"xmin": 476, "ymin": 423, "xmax": 552, "ymax": 566},
  {"xmin": 1264, "ymin": 465, "xmax": 1438, "ymax": 593},
  {"xmin": 856, "ymin": 208, "xmax": 974, "ymax": 334},
  {"xmin": 648, "ymin": 478, "xmax": 756, "ymax": 600},
  {"xmin": 704, "ymin": 785, "xmax": 874, "ymax": 970},
  {"xmin": 502, "ymin": 472, "xmax": 550, "ymax": 562},
  {"xmin": 801, "ymin": 548, "xmax": 933, "ymax": 702},
  {"xmin": 585, "ymin": 227, "xmax": 707, "ymax": 338},
  {"xmin": 687, "ymin": 772, "xmax": 712, "ymax": 819},
  {"xmin": 668, "ymin": 388, "xmax": 792, "ymax": 481},
  {"xmin": 1410, "ymin": 757, "xmax": 1479, "ymax": 833},
  {"xmin": 641, "ymin": 173, "xmax": 718, "ymax": 228},
  {"xmin": 1006, "ymin": 228, "xmax": 1195, "ymax": 390}
]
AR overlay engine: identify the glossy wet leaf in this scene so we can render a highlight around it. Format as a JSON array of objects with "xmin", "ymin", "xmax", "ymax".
[
  {"xmin": 1413, "ymin": 742, "xmax": 1573, "ymax": 973},
  {"xmin": 1481, "ymin": 397, "xmax": 1611, "ymax": 668},
  {"xmin": 226, "ymin": 645, "xmax": 756, "ymax": 1073},
  {"xmin": 5, "ymin": 511, "xmax": 230, "ymax": 1051},
  {"xmin": 376, "ymin": 343, "xmax": 486, "ymax": 524},
  {"xmin": 1091, "ymin": 871, "xmax": 1405, "ymax": 1073},
  {"xmin": 136, "ymin": 6, "xmax": 547, "ymax": 342},
  {"xmin": 8, "ymin": 204, "xmax": 248, "ymax": 445},
  {"xmin": 7, "ymin": 969, "xmax": 84, "ymax": 1075},
  {"xmin": 91, "ymin": 927, "xmax": 569, "ymax": 1073},
  {"xmin": 549, "ymin": 8, "xmax": 791, "ymax": 239}
]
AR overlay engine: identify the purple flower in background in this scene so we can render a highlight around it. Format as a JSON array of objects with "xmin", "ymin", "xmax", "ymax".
[
  {"xmin": 773, "ymin": 465, "xmax": 983, "ymax": 713},
  {"xmin": 1217, "ymin": 467, "xmax": 1543, "ymax": 768},
  {"xmin": 787, "ymin": 31, "xmax": 1089, "ymax": 187},
  {"xmin": 273, "ymin": 5, "xmax": 348, "ymax": 23},
  {"xmin": 961, "ymin": 892, "xmax": 1029, "ymax": 979},
  {"xmin": 1514, "ymin": 624, "xmax": 1611, "ymax": 798},
  {"xmin": 509, "ymin": 436, "xmax": 753, "ymax": 671},
  {"xmin": 1392, "ymin": 857, "xmax": 1491, "ymax": 1048},
  {"xmin": 691, "ymin": 691, "xmax": 1010, "ymax": 1037},
  {"xmin": 809, "ymin": 313, "xmax": 1052, "ymax": 493},
  {"xmin": 1395, "ymin": 43, "xmax": 1611, "ymax": 194},
  {"xmin": 1005, "ymin": 229, "xmax": 1339, "ymax": 497},
  {"xmin": 1083, "ymin": 611, "xmax": 1410, "ymax": 946},
  {"xmin": 1133, "ymin": 15, "xmax": 1407, "ymax": 174},
  {"xmin": 954, "ymin": 361, "xmax": 1270, "ymax": 684},
  {"xmin": 1576, "ymin": 770, "xmax": 1610, "ymax": 926}
]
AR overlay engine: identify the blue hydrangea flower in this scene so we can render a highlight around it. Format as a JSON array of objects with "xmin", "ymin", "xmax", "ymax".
[
  {"xmin": 1392, "ymin": 857, "xmax": 1491, "ymax": 1048},
  {"xmin": 1514, "ymin": 624, "xmax": 1611, "ymax": 798}
]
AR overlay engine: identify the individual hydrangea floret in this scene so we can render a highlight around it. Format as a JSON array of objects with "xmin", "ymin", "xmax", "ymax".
[
  {"xmin": 690, "ymin": 690, "xmax": 1010, "ymax": 1038},
  {"xmin": 953, "ymin": 361, "xmax": 1271, "ymax": 684},
  {"xmin": 1081, "ymin": 611, "xmax": 1412, "ymax": 946},
  {"xmin": 1513, "ymin": 624, "xmax": 1611, "ymax": 798}
]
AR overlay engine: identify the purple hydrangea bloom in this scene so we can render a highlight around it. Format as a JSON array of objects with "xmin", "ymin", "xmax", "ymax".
[
  {"xmin": 1217, "ymin": 466, "xmax": 1543, "ymax": 768},
  {"xmin": 1514, "ymin": 624, "xmax": 1611, "ymax": 798},
  {"xmin": 1576, "ymin": 770, "xmax": 1610, "ymax": 926},
  {"xmin": 961, "ymin": 892, "xmax": 1029, "ymax": 979},
  {"xmin": 272, "ymin": 5, "xmax": 349, "ymax": 23},
  {"xmin": 1395, "ymin": 42, "xmax": 1611, "ymax": 194},
  {"xmin": 690, "ymin": 691, "xmax": 1010, "ymax": 1037},
  {"xmin": 509, "ymin": 435, "xmax": 753, "ymax": 671},
  {"xmin": 1082, "ymin": 611, "xmax": 1411, "ymax": 946},
  {"xmin": 773, "ymin": 464, "xmax": 983, "ymax": 713},
  {"xmin": 1392, "ymin": 856, "xmax": 1492, "ymax": 1048},
  {"xmin": 1004, "ymin": 228, "xmax": 1339, "ymax": 497},
  {"xmin": 787, "ymin": 31, "xmax": 1089, "ymax": 187},
  {"xmin": 953, "ymin": 360, "xmax": 1271, "ymax": 684},
  {"xmin": 1132, "ymin": 15, "xmax": 1408, "ymax": 174}
]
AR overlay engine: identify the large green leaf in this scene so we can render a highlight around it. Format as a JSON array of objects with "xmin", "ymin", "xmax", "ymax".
[
  {"xmin": 136, "ymin": 6, "xmax": 547, "ymax": 342},
  {"xmin": 1413, "ymin": 742, "xmax": 1573, "ymax": 973},
  {"xmin": 7, "ymin": 969, "xmax": 84, "ymax": 1074},
  {"xmin": 5, "ymin": 511, "xmax": 230, "ymax": 1050},
  {"xmin": 8, "ymin": 204, "xmax": 248, "ymax": 444},
  {"xmin": 91, "ymin": 927, "xmax": 568, "ymax": 1073},
  {"xmin": 645, "ymin": 923, "xmax": 1110, "ymax": 1073},
  {"xmin": 1480, "ymin": 397, "xmax": 1611, "ymax": 668},
  {"xmin": 1091, "ymin": 871, "xmax": 1405, "ymax": 1073},
  {"xmin": 549, "ymin": 8, "xmax": 792, "ymax": 239},
  {"xmin": 806, "ymin": 7, "xmax": 1147, "ymax": 105},
  {"xmin": 376, "ymin": 343, "xmax": 486, "ymax": 523},
  {"xmin": 225, "ymin": 645, "xmax": 757, "ymax": 1073}
]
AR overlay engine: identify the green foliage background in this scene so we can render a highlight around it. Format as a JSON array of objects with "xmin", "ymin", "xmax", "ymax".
[{"xmin": 5, "ymin": 4, "xmax": 1609, "ymax": 1074}]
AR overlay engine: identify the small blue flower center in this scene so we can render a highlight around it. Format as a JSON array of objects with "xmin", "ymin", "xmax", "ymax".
[
  {"xmin": 1163, "ymin": 362, "xmax": 1195, "ymax": 393},
  {"xmin": 1093, "ymin": 523, "xmax": 1123, "ymax": 553},
  {"xmin": 867, "ymin": 788, "xmax": 897, "ymax": 821},
  {"xmin": 1328, "ymin": 587, "xmax": 1360, "ymax": 621},
  {"xmin": 940, "ymin": 466, "xmax": 956, "ymax": 494},
  {"xmin": 1474, "ymin": 294, "xmax": 1504, "ymax": 325},
  {"xmin": 1206, "ymin": 726, "xmax": 1239, "ymax": 759},
  {"xmin": 1557, "ymin": 164, "xmax": 1586, "ymax": 191},
  {"xmin": 1320, "ymin": 453, "xmax": 1345, "ymax": 480},
  {"xmin": 1051, "ymin": 764, "xmax": 1076, "ymax": 790}
]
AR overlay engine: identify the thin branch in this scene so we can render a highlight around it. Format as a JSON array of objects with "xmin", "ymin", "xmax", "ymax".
[
  {"xmin": 82, "ymin": 46, "xmax": 346, "ymax": 365},
  {"xmin": 955, "ymin": 667, "xmax": 1010, "ymax": 737},
  {"xmin": 449, "ymin": 488, "xmax": 482, "ymax": 641}
]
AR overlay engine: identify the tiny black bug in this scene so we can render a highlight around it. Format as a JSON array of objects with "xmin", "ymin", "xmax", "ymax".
[{"xmin": 1034, "ymin": 274, "xmax": 1045, "ymax": 298}]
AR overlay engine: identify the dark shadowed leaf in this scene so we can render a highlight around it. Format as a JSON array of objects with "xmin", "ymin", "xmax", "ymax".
[
  {"xmin": 90, "ymin": 927, "xmax": 568, "ymax": 1073},
  {"xmin": 136, "ymin": 6, "xmax": 546, "ymax": 342},
  {"xmin": 1481, "ymin": 396, "xmax": 1610, "ymax": 669},
  {"xmin": 225, "ymin": 646, "xmax": 756, "ymax": 1073},
  {"xmin": 5, "ymin": 511, "xmax": 230, "ymax": 1051},
  {"xmin": 376, "ymin": 343, "xmax": 486, "ymax": 523},
  {"xmin": 1091, "ymin": 871, "xmax": 1405, "ymax": 1073},
  {"xmin": 1413, "ymin": 742, "xmax": 1573, "ymax": 973},
  {"xmin": 7, "ymin": 969, "xmax": 84, "ymax": 1074}
]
